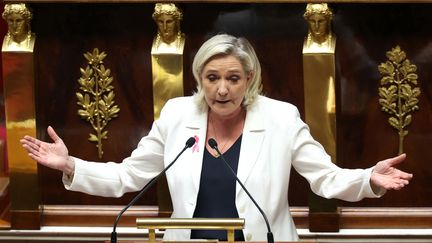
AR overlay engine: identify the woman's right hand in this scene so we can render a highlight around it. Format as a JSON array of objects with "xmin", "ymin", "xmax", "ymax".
[{"xmin": 20, "ymin": 126, "xmax": 74, "ymax": 175}]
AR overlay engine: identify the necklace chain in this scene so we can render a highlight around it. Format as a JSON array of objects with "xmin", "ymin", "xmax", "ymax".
[
  {"xmin": 208, "ymin": 112, "xmax": 245, "ymax": 158},
  {"xmin": 210, "ymin": 119, "xmax": 228, "ymax": 158}
]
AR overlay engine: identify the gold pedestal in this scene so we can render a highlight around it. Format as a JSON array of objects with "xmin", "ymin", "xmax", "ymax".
[
  {"xmin": 302, "ymin": 53, "xmax": 337, "ymax": 160},
  {"xmin": 303, "ymin": 41, "xmax": 339, "ymax": 232},
  {"xmin": 2, "ymin": 51, "xmax": 40, "ymax": 229}
]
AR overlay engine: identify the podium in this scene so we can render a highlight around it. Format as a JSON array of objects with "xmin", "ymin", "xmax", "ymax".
[{"xmin": 136, "ymin": 218, "xmax": 244, "ymax": 243}]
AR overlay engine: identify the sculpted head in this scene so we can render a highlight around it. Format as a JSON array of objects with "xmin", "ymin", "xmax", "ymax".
[
  {"xmin": 303, "ymin": 3, "xmax": 333, "ymax": 44},
  {"xmin": 2, "ymin": 3, "xmax": 33, "ymax": 43},
  {"xmin": 152, "ymin": 3, "xmax": 183, "ymax": 44}
]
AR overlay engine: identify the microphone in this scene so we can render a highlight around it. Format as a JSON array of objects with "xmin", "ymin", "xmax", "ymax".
[
  {"xmin": 208, "ymin": 138, "xmax": 274, "ymax": 243},
  {"xmin": 111, "ymin": 137, "xmax": 196, "ymax": 243}
]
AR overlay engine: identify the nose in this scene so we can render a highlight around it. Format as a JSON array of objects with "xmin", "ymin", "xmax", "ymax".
[
  {"xmin": 217, "ymin": 80, "xmax": 228, "ymax": 96},
  {"xmin": 163, "ymin": 21, "xmax": 167, "ymax": 31},
  {"xmin": 9, "ymin": 20, "xmax": 17, "ymax": 29}
]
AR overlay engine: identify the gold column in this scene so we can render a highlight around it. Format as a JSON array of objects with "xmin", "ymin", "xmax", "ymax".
[
  {"xmin": 151, "ymin": 54, "xmax": 184, "ymax": 119},
  {"xmin": 303, "ymin": 3, "xmax": 336, "ymax": 161},
  {"xmin": 151, "ymin": 3, "xmax": 185, "ymax": 215},
  {"xmin": 303, "ymin": 55, "xmax": 336, "ymax": 160},
  {"xmin": 1, "ymin": 3, "xmax": 40, "ymax": 229},
  {"xmin": 151, "ymin": 3, "xmax": 185, "ymax": 120},
  {"xmin": 303, "ymin": 3, "xmax": 338, "ymax": 232}
]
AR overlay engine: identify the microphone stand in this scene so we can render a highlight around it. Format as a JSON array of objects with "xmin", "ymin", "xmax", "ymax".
[
  {"xmin": 111, "ymin": 137, "xmax": 195, "ymax": 243},
  {"xmin": 208, "ymin": 138, "xmax": 274, "ymax": 243}
]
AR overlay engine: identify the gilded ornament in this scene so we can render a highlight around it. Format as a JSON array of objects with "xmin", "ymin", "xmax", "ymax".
[
  {"xmin": 76, "ymin": 48, "xmax": 120, "ymax": 158},
  {"xmin": 378, "ymin": 46, "xmax": 420, "ymax": 154},
  {"xmin": 303, "ymin": 3, "xmax": 335, "ymax": 53},
  {"xmin": 1, "ymin": 3, "xmax": 35, "ymax": 52},
  {"xmin": 151, "ymin": 3, "xmax": 185, "ymax": 54}
]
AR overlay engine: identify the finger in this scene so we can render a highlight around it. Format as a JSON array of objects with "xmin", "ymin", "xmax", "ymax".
[
  {"xmin": 393, "ymin": 181, "xmax": 409, "ymax": 190},
  {"xmin": 47, "ymin": 126, "xmax": 62, "ymax": 143},
  {"xmin": 20, "ymin": 139, "xmax": 38, "ymax": 152},
  {"xmin": 24, "ymin": 138, "xmax": 41, "ymax": 152},
  {"xmin": 21, "ymin": 135, "xmax": 40, "ymax": 145},
  {"xmin": 22, "ymin": 144, "xmax": 40, "ymax": 157},
  {"xmin": 27, "ymin": 152, "xmax": 47, "ymax": 166},
  {"xmin": 397, "ymin": 170, "xmax": 413, "ymax": 180},
  {"xmin": 386, "ymin": 153, "xmax": 407, "ymax": 167},
  {"xmin": 394, "ymin": 178, "xmax": 411, "ymax": 189}
]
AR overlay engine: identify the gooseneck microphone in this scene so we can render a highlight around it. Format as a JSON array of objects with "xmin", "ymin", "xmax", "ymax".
[
  {"xmin": 208, "ymin": 138, "xmax": 274, "ymax": 243},
  {"xmin": 111, "ymin": 137, "xmax": 196, "ymax": 243}
]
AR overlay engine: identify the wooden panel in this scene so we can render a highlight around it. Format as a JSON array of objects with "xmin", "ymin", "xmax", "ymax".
[
  {"xmin": 32, "ymin": 3, "xmax": 308, "ymax": 207},
  {"xmin": 291, "ymin": 207, "xmax": 432, "ymax": 229},
  {"xmin": 9, "ymin": 2, "xmax": 431, "ymax": 227},
  {"xmin": 335, "ymin": 4, "xmax": 432, "ymax": 207}
]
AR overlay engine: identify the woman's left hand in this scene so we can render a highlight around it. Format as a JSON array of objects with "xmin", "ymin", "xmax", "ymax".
[{"xmin": 370, "ymin": 153, "xmax": 413, "ymax": 191}]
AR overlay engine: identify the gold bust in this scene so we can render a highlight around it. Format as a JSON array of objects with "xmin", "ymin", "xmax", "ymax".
[
  {"xmin": 303, "ymin": 3, "xmax": 335, "ymax": 52},
  {"xmin": 2, "ymin": 3, "xmax": 35, "ymax": 52},
  {"xmin": 151, "ymin": 3, "xmax": 185, "ymax": 54}
]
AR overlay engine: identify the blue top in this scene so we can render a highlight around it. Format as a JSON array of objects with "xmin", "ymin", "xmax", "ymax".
[{"xmin": 191, "ymin": 135, "xmax": 245, "ymax": 241}]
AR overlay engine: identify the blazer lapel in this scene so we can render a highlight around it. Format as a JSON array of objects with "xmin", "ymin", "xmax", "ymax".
[
  {"xmin": 236, "ymin": 102, "xmax": 265, "ymax": 196},
  {"xmin": 185, "ymin": 106, "xmax": 208, "ymax": 195}
]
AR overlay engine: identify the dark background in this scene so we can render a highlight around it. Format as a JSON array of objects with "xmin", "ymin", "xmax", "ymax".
[{"xmin": 28, "ymin": 3, "xmax": 432, "ymax": 208}]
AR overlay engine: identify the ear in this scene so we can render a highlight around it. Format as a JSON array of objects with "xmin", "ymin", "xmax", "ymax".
[{"xmin": 247, "ymin": 71, "xmax": 253, "ymax": 83}]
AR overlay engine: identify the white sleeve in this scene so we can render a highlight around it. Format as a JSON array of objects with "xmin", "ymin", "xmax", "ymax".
[{"xmin": 290, "ymin": 110, "xmax": 385, "ymax": 202}]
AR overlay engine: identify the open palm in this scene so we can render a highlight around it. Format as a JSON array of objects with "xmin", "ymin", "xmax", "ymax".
[
  {"xmin": 20, "ymin": 126, "xmax": 71, "ymax": 173},
  {"xmin": 371, "ymin": 153, "xmax": 413, "ymax": 191}
]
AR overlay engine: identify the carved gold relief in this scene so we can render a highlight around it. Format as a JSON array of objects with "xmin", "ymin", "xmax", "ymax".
[
  {"xmin": 378, "ymin": 46, "xmax": 420, "ymax": 154},
  {"xmin": 76, "ymin": 48, "xmax": 120, "ymax": 158}
]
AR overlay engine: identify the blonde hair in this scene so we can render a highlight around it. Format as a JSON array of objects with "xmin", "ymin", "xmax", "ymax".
[{"xmin": 192, "ymin": 34, "xmax": 263, "ymax": 110}]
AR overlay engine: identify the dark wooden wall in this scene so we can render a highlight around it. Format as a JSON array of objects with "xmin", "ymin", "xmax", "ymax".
[{"xmin": 30, "ymin": 3, "xmax": 431, "ymax": 211}]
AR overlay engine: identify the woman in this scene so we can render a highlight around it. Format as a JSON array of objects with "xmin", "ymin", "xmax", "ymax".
[{"xmin": 21, "ymin": 34, "xmax": 412, "ymax": 242}]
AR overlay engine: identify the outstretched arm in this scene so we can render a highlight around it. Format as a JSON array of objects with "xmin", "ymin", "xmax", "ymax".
[
  {"xmin": 370, "ymin": 153, "xmax": 413, "ymax": 191},
  {"xmin": 20, "ymin": 126, "xmax": 74, "ymax": 175}
]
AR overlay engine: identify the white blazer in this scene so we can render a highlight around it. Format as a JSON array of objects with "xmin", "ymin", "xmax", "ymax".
[{"xmin": 65, "ymin": 95, "xmax": 381, "ymax": 241}]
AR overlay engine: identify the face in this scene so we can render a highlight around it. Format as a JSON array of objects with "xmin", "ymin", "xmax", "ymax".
[
  {"xmin": 156, "ymin": 13, "xmax": 178, "ymax": 43},
  {"xmin": 307, "ymin": 13, "xmax": 329, "ymax": 40},
  {"xmin": 6, "ymin": 13, "xmax": 28, "ymax": 41},
  {"xmin": 201, "ymin": 55, "xmax": 250, "ymax": 118}
]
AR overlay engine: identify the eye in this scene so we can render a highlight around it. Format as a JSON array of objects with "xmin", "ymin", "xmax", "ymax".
[
  {"xmin": 206, "ymin": 74, "xmax": 218, "ymax": 82},
  {"xmin": 228, "ymin": 75, "xmax": 241, "ymax": 82}
]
